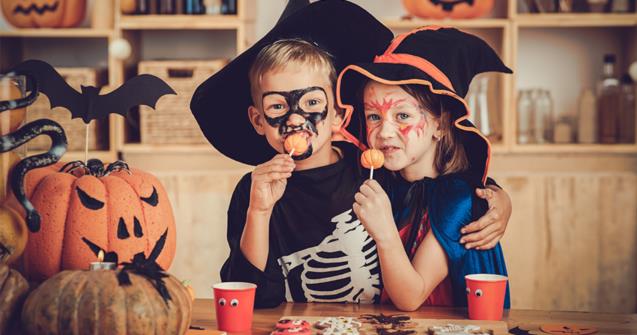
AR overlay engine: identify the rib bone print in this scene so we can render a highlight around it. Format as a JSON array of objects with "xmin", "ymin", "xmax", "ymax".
[{"xmin": 278, "ymin": 209, "xmax": 380, "ymax": 303}]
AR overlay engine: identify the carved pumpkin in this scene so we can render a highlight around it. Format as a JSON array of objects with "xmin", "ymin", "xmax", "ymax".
[
  {"xmin": 21, "ymin": 269, "xmax": 192, "ymax": 334},
  {"xmin": 0, "ymin": 263, "xmax": 29, "ymax": 334},
  {"xmin": 1, "ymin": 0, "xmax": 86, "ymax": 28},
  {"xmin": 401, "ymin": 0, "xmax": 494, "ymax": 19},
  {"xmin": 10, "ymin": 159, "xmax": 176, "ymax": 281}
]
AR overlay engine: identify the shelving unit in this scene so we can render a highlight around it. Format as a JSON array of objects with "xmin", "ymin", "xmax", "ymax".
[
  {"xmin": 384, "ymin": 0, "xmax": 637, "ymax": 154},
  {"xmin": 0, "ymin": 0, "xmax": 255, "ymax": 161},
  {"xmin": 1, "ymin": 0, "xmax": 635, "ymax": 157}
]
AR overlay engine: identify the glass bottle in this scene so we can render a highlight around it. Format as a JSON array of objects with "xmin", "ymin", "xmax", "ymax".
[
  {"xmin": 185, "ymin": 0, "xmax": 205, "ymax": 14},
  {"xmin": 136, "ymin": 0, "xmax": 150, "ymax": 14},
  {"xmin": 474, "ymin": 76, "xmax": 492, "ymax": 138},
  {"xmin": 533, "ymin": 89, "xmax": 554, "ymax": 143},
  {"xmin": 157, "ymin": 0, "xmax": 176, "ymax": 14},
  {"xmin": 597, "ymin": 54, "xmax": 621, "ymax": 144},
  {"xmin": 517, "ymin": 90, "xmax": 533, "ymax": 144},
  {"xmin": 577, "ymin": 88, "xmax": 597, "ymax": 143},
  {"xmin": 619, "ymin": 74, "xmax": 636, "ymax": 143}
]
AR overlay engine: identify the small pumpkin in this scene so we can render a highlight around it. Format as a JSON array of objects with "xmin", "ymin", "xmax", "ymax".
[
  {"xmin": 8, "ymin": 159, "xmax": 176, "ymax": 281},
  {"xmin": 0, "ymin": 263, "xmax": 29, "ymax": 334},
  {"xmin": 0, "ymin": 205, "xmax": 27, "ymax": 265},
  {"xmin": 1, "ymin": 0, "xmax": 87, "ymax": 28},
  {"xmin": 21, "ymin": 268, "xmax": 192, "ymax": 334},
  {"xmin": 401, "ymin": 0, "xmax": 494, "ymax": 19},
  {"xmin": 22, "ymin": 231, "xmax": 191, "ymax": 335}
]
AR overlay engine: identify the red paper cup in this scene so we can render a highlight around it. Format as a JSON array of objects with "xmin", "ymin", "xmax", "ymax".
[
  {"xmin": 213, "ymin": 282, "xmax": 257, "ymax": 332},
  {"xmin": 465, "ymin": 274, "xmax": 508, "ymax": 320}
]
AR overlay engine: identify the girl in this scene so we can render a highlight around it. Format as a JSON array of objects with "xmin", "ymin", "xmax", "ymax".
[{"xmin": 336, "ymin": 26, "xmax": 511, "ymax": 311}]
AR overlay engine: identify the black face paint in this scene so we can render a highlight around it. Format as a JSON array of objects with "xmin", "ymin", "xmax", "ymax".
[{"xmin": 262, "ymin": 86, "xmax": 328, "ymax": 160}]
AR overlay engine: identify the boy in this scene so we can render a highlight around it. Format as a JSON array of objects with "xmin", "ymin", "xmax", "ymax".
[{"xmin": 190, "ymin": 0, "xmax": 511, "ymax": 308}]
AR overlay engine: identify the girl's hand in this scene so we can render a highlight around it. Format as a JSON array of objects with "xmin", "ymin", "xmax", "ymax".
[
  {"xmin": 460, "ymin": 185, "xmax": 512, "ymax": 250},
  {"xmin": 353, "ymin": 179, "xmax": 397, "ymax": 246}
]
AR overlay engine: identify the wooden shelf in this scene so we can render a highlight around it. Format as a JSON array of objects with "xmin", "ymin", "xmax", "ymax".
[
  {"xmin": 515, "ymin": 13, "xmax": 637, "ymax": 27},
  {"xmin": 121, "ymin": 144, "xmax": 216, "ymax": 154},
  {"xmin": 511, "ymin": 144, "xmax": 637, "ymax": 154},
  {"xmin": 119, "ymin": 15, "xmax": 242, "ymax": 30},
  {"xmin": 0, "ymin": 28, "xmax": 114, "ymax": 38},
  {"xmin": 383, "ymin": 18, "xmax": 509, "ymax": 29}
]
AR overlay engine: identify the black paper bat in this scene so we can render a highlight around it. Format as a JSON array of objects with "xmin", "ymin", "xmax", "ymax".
[{"xmin": 7, "ymin": 59, "xmax": 176, "ymax": 123}]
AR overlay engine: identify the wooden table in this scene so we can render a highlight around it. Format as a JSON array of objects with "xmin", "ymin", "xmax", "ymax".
[{"xmin": 190, "ymin": 299, "xmax": 637, "ymax": 335}]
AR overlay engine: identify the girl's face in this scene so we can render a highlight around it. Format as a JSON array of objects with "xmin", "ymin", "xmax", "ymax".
[{"xmin": 363, "ymin": 81, "xmax": 441, "ymax": 175}]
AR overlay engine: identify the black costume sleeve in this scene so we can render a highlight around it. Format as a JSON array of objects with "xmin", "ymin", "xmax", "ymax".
[
  {"xmin": 219, "ymin": 173, "xmax": 286, "ymax": 308},
  {"xmin": 485, "ymin": 177, "xmax": 501, "ymax": 189}
]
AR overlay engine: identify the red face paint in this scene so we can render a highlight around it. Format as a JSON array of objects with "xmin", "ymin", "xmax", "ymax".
[{"xmin": 364, "ymin": 97, "xmax": 406, "ymax": 117}]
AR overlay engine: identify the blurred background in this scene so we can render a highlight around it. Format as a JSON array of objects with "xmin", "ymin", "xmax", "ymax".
[{"xmin": 0, "ymin": 0, "xmax": 636, "ymax": 313}]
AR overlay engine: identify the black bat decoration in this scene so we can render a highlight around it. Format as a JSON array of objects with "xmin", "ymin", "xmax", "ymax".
[{"xmin": 8, "ymin": 59, "xmax": 176, "ymax": 123}]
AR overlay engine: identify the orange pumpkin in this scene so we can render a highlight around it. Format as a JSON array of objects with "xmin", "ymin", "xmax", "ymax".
[
  {"xmin": 401, "ymin": 0, "xmax": 494, "ymax": 19},
  {"xmin": 0, "ymin": 205, "xmax": 27, "ymax": 265},
  {"xmin": 1, "ymin": 0, "xmax": 86, "ymax": 28},
  {"xmin": 21, "ymin": 269, "xmax": 192, "ymax": 335},
  {"xmin": 10, "ymin": 159, "xmax": 176, "ymax": 281},
  {"xmin": 0, "ymin": 264, "xmax": 29, "ymax": 334}
]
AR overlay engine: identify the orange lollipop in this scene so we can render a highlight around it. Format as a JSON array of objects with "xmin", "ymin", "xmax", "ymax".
[
  {"xmin": 284, "ymin": 133, "xmax": 308, "ymax": 156},
  {"xmin": 361, "ymin": 149, "xmax": 384, "ymax": 179}
]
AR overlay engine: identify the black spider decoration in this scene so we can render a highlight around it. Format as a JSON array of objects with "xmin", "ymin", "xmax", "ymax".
[{"xmin": 60, "ymin": 159, "xmax": 131, "ymax": 177}]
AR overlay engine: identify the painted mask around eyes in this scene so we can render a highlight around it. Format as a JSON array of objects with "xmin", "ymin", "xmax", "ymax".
[{"xmin": 261, "ymin": 86, "xmax": 329, "ymax": 160}]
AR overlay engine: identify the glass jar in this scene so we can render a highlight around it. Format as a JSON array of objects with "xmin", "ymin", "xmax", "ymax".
[
  {"xmin": 517, "ymin": 89, "xmax": 533, "ymax": 144},
  {"xmin": 0, "ymin": 75, "xmax": 27, "ymax": 202}
]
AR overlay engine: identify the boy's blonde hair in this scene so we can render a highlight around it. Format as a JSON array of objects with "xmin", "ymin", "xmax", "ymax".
[{"xmin": 249, "ymin": 38, "xmax": 337, "ymax": 107}]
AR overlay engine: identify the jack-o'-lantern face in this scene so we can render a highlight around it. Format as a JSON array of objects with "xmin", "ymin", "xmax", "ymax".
[
  {"xmin": 12, "ymin": 159, "xmax": 176, "ymax": 281},
  {"xmin": 0, "ymin": 0, "xmax": 86, "ymax": 28},
  {"xmin": 401, "ymin": 0, "xmax": 494, "ymax": 20}
]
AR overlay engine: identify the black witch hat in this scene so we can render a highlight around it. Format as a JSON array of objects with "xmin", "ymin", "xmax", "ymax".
[
  {"xmin": 337, "ymin": 26, "xmax": 513, "ymax": 182},
  {"xmin": 189, "ymin": 0, "xmax": 393, "ymax": 166}
]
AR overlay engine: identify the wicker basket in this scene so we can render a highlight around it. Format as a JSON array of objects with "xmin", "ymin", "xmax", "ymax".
[
  {"xmin": 138, "ymin": 60, "xmax": 227, "ymax": 144},
  {"xmin": 27, "ymin": 68, "xmax": 108, "ymax": 151}
]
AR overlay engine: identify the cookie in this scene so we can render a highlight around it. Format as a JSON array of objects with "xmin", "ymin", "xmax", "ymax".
[
  {"xmin": 277, "ymin": 319, "xmax": 311, "ymax": 330},
  {"xmin": 271, "ymin": 326, "xmax": 312, "ymax": 335},
  {"xmin": 427, "ymin": 324, "xmax": 493, "ymax": 335}
]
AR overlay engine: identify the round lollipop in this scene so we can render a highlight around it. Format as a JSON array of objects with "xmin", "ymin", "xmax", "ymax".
[
  {"xmin": 284, "ymin": 133, "xmax": 308, "ymax": 157},
  {"xmin": 361, "ymin": 149, "xmax": 384, "ymax": 179}
]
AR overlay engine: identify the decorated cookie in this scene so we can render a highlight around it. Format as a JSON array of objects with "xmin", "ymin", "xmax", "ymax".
[
  {"xmin": 271, "ymin": 326, "xmax": 312, "ymax": 335},
  {"xmin": 277, "ymin": 319, "xmax": 311, "ymax": 330},
  {"xmin": 428, "ymin": 324, "xmax": 493, "ymax": 335}
]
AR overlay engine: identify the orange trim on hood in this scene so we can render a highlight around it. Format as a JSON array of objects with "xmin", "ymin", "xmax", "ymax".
[
  {"xmin": 335, "ymin": 64, "xmax": 491, "ymax": 184},
  {"xmin": 374, "ymin": 53, "xmax": 455, "ymax": 92}
]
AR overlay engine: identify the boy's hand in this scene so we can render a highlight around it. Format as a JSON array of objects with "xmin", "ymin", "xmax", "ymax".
[
  {"xmin": 249, "ymin": 154, "xmax": 295, "ymax": 213},
  {"xmin": 460, "ymin": 185, "xmax": 512, "ymax": 250},
  {"xmin": 353, "ymin": 179, "xmax": 397, "ymax": 246}
]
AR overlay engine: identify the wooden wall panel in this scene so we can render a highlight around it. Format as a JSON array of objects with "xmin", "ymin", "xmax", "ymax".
[{"xmin": 498, "ymin": 174, "xmax": 637, "ymax": 313}]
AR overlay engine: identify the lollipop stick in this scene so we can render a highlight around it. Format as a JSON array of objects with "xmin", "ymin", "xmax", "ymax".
[
  {"xmin": 289, "ymin": 149, "xmax": 295, "ymax": 157},
  {"xmin": 369, "ymin": 167, "xmax": 374, "ymax": 180}
]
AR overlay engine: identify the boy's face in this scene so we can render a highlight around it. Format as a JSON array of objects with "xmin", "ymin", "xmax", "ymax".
[
  {"xmin": 363, "ymin": 81, "xmax": 440, "ymax": 172},
  {"xmin": 249, "ymin": 63, "xmax": 341, "ymax": 162}
]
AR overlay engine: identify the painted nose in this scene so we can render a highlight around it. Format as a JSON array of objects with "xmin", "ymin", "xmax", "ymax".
[{"xmin": 286, "ymin": 113, "xmax": 306, "ymax": 127}]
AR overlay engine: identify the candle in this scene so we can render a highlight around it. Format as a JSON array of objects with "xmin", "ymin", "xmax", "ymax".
[{"xmin": 89, "ymin": 250, "xmax": 116, "ymax": 271}]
